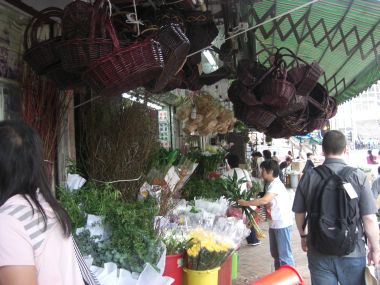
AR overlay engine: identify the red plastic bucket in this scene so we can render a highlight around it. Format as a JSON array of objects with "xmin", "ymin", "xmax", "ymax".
[
  {"xmin": 218, "ymin": 255, "xmax": 232, "ymax": 285},
  {"xmin": 250, "ymin": 265, "xmax": 304, "ymax": 285},
  {"xmin": 163, "ymin": 253, "xmax": 183, "ymax": 285}
]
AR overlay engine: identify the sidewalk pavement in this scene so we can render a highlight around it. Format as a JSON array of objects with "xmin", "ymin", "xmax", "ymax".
[{"xmin": 234, "ymin": 221, "xmax": 311, "ymax": 285}]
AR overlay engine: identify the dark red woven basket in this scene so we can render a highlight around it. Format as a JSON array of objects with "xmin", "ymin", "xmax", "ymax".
[
  {"xmin": 279, "ymin": 108, "xmax": 309, "ymax": 133},
  {"xmin": 23, "ymin": 8, "xmax": 63, "ymax": 75},
  {"xmin": 58, "ymin": 0, "xmax": 115, "ymax": 73},
  {"xmin": 265, "ymin": 119, "xmax": 292, "ymax": 138},
  {"xmin": 246, "ymin": 106, "xmax": 277, "ymax": 130},
  {"xmin": 238, "ymin": 83, "xmax": 262, "ymax": 106},
  {"xmin": 259, "ymin": 75, "xmax": 296, "ymax": 108},
  {"xmin": 288, "ymin": 61, "xmax": 324, "ymax": 96},
  {"xmin": 153, "ymin": 24, "xmax": 190, "ymax": 92},
  {"xmin": 82, "ymin": 37, "xmax": 164, "ymax": 96},
  {"xmin": 305, "ymin": 118, "xmax": 327, "ymax": 133},
  {"xmin": 275, "ymin": 94, "xmax": 308, "ymax": 117},
  {"xmin": 276, "ymin": 47, "xmax": 324, "ymax": 97},
  {"xmin": 62, "ymin": 0, "xmax": 94, "ymax": 40}
]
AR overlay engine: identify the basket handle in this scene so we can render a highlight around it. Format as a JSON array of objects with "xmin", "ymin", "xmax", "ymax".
[
  {"xmin": 276, "ymin": 47, "xmax": 309, "ymax": 67},
  {"xmin": 89, "ymin": 0, "xmax": 103, "ymax": 41},
  {"xmin": 88, "ymin": 0, "xmax": 119, "ymax": 49},
  {"xmin": 24, "ymin": 7, "xmax": 63, "ymax": 50},
  {"xmin": 30, "ymin": 9, "xmax": 63, "ymax": 47}
]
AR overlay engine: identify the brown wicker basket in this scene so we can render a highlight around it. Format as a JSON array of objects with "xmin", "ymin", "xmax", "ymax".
[
  {"xmin": 58, "ymin": 1, "xmax": 115, "ymax": 74},
  {"xmin": 62, "ymin": 0, "xmax": 95, "ymax": 40},
  {"xmin": 246, "ymin": 106, "xmax": 277, "ymax": 130},
  {"xmin": 259, "ymin": 67, "xmax": 296, "ymax": 108},
  {"xmin": 277, "ymin": 47, "xmax": 324, "ymax": 97},
  {"xmin": 265, "ymin": 120, "xmax": 292, "ymax": 138},
  {"xmin": 153, "ymin": 24, "xmax": 190, "ymax": 92},
  {"xmin": 23, "ymin": 8, "xmax": 63, "ymax": 75},
  {"xmin": 238, "ymin": 83, "xmax": 262, "ymax": 106},
  {"xmin": 275, "ymin": 95, "xmax": 308, "ymax": 117},
  {"xmin": 82, "ymin": 23, "xmax": 164, "ymax": 96}
]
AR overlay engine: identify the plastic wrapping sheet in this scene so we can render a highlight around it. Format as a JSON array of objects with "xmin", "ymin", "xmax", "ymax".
[{"xmin": 85, "ymin": 244, "xmax": 174, "ymax": 285}]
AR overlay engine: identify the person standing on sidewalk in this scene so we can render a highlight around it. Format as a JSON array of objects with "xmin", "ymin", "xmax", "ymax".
[
  {"xmin": 293, "ymin": 130, "xmax": 380, "ymax": 285},
  {"xmin": 238, "ymin": 160, "xmax": 295, "ymax": 269}
]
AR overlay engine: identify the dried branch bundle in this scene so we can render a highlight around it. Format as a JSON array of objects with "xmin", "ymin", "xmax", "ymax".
[{"xmin": 80, "ymin": 97, "xmax": 159, "ymax": 201}]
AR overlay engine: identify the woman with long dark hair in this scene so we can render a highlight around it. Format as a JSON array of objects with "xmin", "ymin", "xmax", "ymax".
[{"xmin": 0, "ymin": 120, "xmax": 86, "ymax": 285}]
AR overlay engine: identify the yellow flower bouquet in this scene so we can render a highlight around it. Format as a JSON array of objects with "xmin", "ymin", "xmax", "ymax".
[{"xmin": 185, "ymin": 229, "xmax": 234, "ymax": 270}]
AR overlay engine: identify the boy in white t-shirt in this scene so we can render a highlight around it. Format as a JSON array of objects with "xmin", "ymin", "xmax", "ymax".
[{"xmin": 238, "ymin": 159, "xmax": 295, "ymax": 269}]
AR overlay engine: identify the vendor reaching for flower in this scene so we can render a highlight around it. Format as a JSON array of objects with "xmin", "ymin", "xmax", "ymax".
[{"xmin": 238, "ymin": 159, "xmax": 295, "ymax": 270}]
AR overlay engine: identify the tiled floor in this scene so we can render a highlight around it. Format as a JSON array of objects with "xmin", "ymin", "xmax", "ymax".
[{"xmin": 234, "ymin": 222, "xmax": 311, "ymax": 285}]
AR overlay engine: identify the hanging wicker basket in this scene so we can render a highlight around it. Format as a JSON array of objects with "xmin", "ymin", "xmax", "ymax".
[
  {"xmin": 58, "ymin": 0, "xmax": 116, "ymax": 74},
  {"xmin": 276, "ymin": 47, "xmax": 324, "ymax": 97},
  {"xmin": 258, "ymin": 67, "xmax": 296, "ymax": 108},
  {"xmin": 62, "ymin": 0, "xmax": 97, "ymax": 40},
  {"xmin": 153, "ymin": 24, "xmax": 190, "ymax": 92},
  {"xmin": 23, "ymin": 8, "xmax": 63, "ymax": 75},
  {"xmin": 82, "ymin": 19, "xmax": 164, "ymax": 96},
  {"xmin": 246, "ymin": 106, "xmax": 277, "ymax": 130}
]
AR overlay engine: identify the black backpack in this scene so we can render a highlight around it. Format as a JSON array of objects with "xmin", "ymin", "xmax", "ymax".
[{"xmin": 304, "ymin": 165, "xmax": 360, "ymax": 256}]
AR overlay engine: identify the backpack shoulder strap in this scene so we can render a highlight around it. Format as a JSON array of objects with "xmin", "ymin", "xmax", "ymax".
[
  {"xmin": 314, "ymin": 165, "xmax": 334, "ymax": 179},
  {"xmin": 302, "ymin": 165, "xmax": 333, "ymax": 230},
  {"xmin": 337, "ymin": 166, "xmax": 356, "ymax": 181}
]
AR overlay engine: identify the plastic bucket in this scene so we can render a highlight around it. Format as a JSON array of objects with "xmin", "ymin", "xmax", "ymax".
[
  {"xmin": 290, "ymin": 174, "xmax": 299, "ymax": 189},
  {"xmin": 183, "ymin": 267, "xmax": 220, "ymax": 285},
  {"xmin": 232, "ymin": 252, "xmax": 238, "ymax": 280},
  {"xmin": 250, "ymin": 265, "xmax": 304, "ymax": 285},
  {"xmin": 163, "ymin": 253, "xmax": 183, "ymax": 285},
  {"xmin": 218, "ymin": 255, "xmax": 232, "ymax": 285}
]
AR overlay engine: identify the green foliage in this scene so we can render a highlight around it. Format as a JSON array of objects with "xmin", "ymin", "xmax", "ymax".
[
  {"xmin": 57, "ymin": 183, "xmax": 162, "ymax": 273},
  {"xmin": 186, "ymin": 149, "xmax": 226, "ymax": 178},
  {"xmin": 220, "ymin": 171, "xmax": 262, "ymax": 223},
  {"xmin": 182, "ymin": 176, "xmax": 226, "ymax": 201}
]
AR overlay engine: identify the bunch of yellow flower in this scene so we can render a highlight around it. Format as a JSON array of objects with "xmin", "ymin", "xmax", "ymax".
[{"xmin": 185, "ymin": 228, "xmax": 234, "ymax": 270}]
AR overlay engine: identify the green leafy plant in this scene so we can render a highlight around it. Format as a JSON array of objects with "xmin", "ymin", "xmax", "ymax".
[
  {"xmin": 58, "ymin": 183, "xmax": 162, "ymax": 273},
  {"xmin": 220, "ymin": 171, "xmax": 260, "ymax": 223},
  {"xmin": 182, "ymin": 176, "xmax": 226, "ymax": 201}
]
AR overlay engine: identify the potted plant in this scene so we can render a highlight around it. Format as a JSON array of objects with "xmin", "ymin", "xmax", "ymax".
[
  {"xmin": 184, "ymin": 228, "xmax": 234, "ymax": 285},
  {"xmin": 161, "ymin": 229, "xmax": 187, "ymax": 285}
]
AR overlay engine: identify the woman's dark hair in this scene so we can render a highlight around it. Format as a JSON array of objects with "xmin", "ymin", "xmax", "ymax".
[
  {"xmin": 368, "ymin": 150, "xmax": 372, "ymax": 155},
  {"xmin": 322, "ymin": 130, "xmax": 346, "ymax": 155},
  {"xmin": 263, "ymin": 149, "xmax": 272, "ymax": 160},
  {"xmin": 0, "ymin": 120, "xmax": 71, "ymax": 237},
  {"xmin": 227, "ymin": 154, "xmax": 240, "ymax": 168},
  {"xmin": 260, "ymin": 159, "xmax": 280, "ymax": 177},
  {"xmin": 252, "ymin": 151, "xmax": 262, "ymax": 158}
]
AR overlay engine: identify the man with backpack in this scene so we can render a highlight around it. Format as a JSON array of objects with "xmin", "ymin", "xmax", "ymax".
[{"xmin": 292, "ymin": 130, "xmax": 379, "ymax": 285}]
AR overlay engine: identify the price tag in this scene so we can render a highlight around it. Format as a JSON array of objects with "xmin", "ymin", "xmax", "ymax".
[{"xmin": 343, "ymin": 183, "xmax": 358, "ymax": 199}]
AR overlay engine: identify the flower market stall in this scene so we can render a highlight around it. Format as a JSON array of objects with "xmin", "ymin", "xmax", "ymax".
[{"xmin": 0, "ymin": 0, "xmax": 379, "ymax": 284}]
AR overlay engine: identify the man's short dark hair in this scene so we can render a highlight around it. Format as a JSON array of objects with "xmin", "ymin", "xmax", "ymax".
[
  {"xmin": 227, "ymin": 154, "xmax": 240, "ymax": 168},
  {"xmin": 260, "ymin": 159, "xmax": 279, "ymax": 177},
  {"xmin": 263, "ymin": 150, "xmax": 272, "ymax": 160},
  {"xmin": 273, "ymin": 151, "xmax": 277, "ymax": 155},
  {"xmin": 322, "ymin": 130, "xmax": 347, "ymax": 155},
  {"xmin": 307, "ymin": 153, "xmax": 313, "ymax": 158}
]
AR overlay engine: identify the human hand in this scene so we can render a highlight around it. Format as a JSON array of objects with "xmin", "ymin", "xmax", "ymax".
[
  {"xmin": 237, "ymin": 199, "xmax": 249, "ymax": 207},
  {"xmin": 301, "ymin": 238, "xmax": 308, "ymax": 252},
  {"xmin": 367, "ymin": 248, "xmax": 380, "ymax": 265}
]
